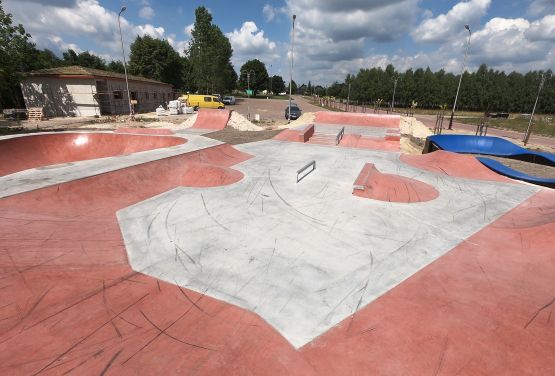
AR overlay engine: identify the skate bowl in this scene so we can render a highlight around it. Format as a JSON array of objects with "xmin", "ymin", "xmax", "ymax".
[
  {"xmin": 315, "ymin": 111, "xmax": 400, "ymax": 128},
  {"xmin": 0, "ymin": 133, "xmax": 186, "ymax": 177},
  {"xmin": 115, "ymin": 128, "xmax": 174, "ymax": 135},
  {"xmin": 426, "ymin": 134, "xmax": 555, "ymax": 165},
  {"xmin": 192, "ymin": 108, "xmax": 232, "ymax": 130},
  {"xmin": 353, "ymin": 163, "xmax": 439, "ymax": 203}
]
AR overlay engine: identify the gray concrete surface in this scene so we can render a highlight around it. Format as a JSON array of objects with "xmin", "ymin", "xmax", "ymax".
[{"xmin": 117, "ymin": 139, "xmax": 537, "ymax": 348}]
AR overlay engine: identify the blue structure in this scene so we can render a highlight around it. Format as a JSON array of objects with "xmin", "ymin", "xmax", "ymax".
[
  {"xmin": 477, "ymin": 157, "xmax": 555, "ymax": 188},
  {"xmin": 426, "ymin": 135, "xmax": 555, "ymax": 187}
]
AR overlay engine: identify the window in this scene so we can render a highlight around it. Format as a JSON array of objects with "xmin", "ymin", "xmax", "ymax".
[
  {"xmin": 130, "ymin": 91, "xmax": 138, "ymax": 100},
  {"xmin": 153, "ymin": 92, "xmax": 158, "ymax": 99},
  {"xmin": 113, "ymin": 90, "xmax": 123, "ymax": 99},
  {"xmin": 204, "ymin": 96, "xmax": 212, "ymax": 102}
]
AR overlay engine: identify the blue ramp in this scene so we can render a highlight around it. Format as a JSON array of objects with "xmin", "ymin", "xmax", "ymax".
[
  {"xmin": 477, "ymin": 157, "xmax": 555, "ymax": 188},
  {"xmin": 426, "ymin": 135, "xmax": 555, "ymax": 166}
]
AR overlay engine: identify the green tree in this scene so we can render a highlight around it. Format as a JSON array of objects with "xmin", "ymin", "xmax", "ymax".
[
  {"xmin": 129, "ymin": 35, "xmax": 183, "ymax": 88},
  {"xmin": 0, "ymin": 0, "xmax": 37, "ymax": 108},
  {"xmin": 271, "ymin": 75, "xmax": 286, "ymax": 94},
  {"xmin": 286, "ymin": 80, "xmax": 297, "ymax": 94},
  {"xmin": 107, "ymin": 60, "xmax": 125, "ymax": 73},
  {"xmin": 238, "ymin": 59, "xmax": 269, "ymax": 96},
  {"xmin": 187, "ymin": 6, "xmax": 235, "ymax": 94}
]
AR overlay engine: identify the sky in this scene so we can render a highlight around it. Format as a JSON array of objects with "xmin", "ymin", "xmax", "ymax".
[{"xmin": 4, "ymin": 0, "xmax": 555, "ymax": 85}]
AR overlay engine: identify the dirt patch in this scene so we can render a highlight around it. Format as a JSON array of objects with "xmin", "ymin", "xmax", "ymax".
[{"xmin": 205, "ymin": 127, "xmax": 282, "ymax": 145}]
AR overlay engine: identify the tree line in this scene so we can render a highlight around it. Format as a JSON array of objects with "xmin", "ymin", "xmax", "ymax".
[
  {"xmin": 1, "ymin": 0, "xmax": 553, "ymax": 114},
  {"xmin": 323, "ymin": 64, "xmax": 554, "ymax": 114}
]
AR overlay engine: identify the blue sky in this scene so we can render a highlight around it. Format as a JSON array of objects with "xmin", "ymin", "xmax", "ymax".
[{"xmin": 5, "ymin": 0, "xmax": 555, "ymax": 85}]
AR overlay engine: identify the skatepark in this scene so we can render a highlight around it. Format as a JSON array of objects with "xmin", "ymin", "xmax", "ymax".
[{"xmin": 1, "ymin": 110, "xmax": 554, "ymax": 375}]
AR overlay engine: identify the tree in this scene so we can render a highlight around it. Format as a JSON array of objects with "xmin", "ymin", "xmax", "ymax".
[
  {"xmin": 238, "ymin": 59, "xmax": 269, "ymax": 96},
  {"xmin": 271, "ymin": 75, "xmax": 286, "ymax": 94},
  {"xmin": 107, "ymin": 60, "xmax": 125, "ymax": 73},
  {"xmin": 129, "ymin": 35, "xmax": 183, "ymax": 88},
  {"xmin": 187, "ymin": 6, "xmax": 235, "ymax": 94},
  {"xmin": 0, "ymin": 0, "xmax": 37, "ymax": 108},
  {"xmin": 61, "ymin": 49, "xmax": 107, "ymax": 70},
  {"xmin": 286, "ymin": 80, "xmax": 297, "ymax": 94}
]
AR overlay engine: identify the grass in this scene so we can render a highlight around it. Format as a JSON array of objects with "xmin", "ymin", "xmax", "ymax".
[{"xmin": 457, "ymin": 116, "xmax": 555, "ymax": 137}]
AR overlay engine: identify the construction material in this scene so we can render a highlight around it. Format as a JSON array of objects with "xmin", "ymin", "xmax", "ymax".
[{"xmin": 27, "ymin": 107, "xmax": 44, "ymax": 121}]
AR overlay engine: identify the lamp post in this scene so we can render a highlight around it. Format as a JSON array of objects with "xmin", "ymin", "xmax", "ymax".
[
  {"xmin": 288, "ymin": 14, "xmax": 296, "ymax": 123},
  {"xmin": 118, "ymin": 6, "xmax": 133, "ymax": 119},
  {"xmin": 523, "ymin": 73, "xmax": 548, "ymax": 145},
  {"xmin": 448, "ymin": 24, "xmax": 471, "ymax": 130},
  {"xmin": 391, "ymin": 77, "xmax": 398, "ymax": 112}
]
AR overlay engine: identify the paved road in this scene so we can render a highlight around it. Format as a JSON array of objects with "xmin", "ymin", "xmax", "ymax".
[{"xmin": 229, "ymin": 96, "xmax": 323, "ymax": 123}]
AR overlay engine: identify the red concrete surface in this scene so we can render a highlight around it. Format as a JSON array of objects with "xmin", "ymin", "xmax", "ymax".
[
  {"xmin": 315, "ymin": 111, "xmax": 400, "ymax": 128},
  {"xmin": 339, "ymin": 134, "xmax": 400, "ymax": 151},
  {"xmin": 299, "ymin": 124, "xmax": 315, "ymax": 142},
  {"xmin": 1, "ymin": 141, "xmax": 554, "ymax": 374},
  {"xmin": 272, "ymin": 129, "xmax": 305, "ymax": 142},
  {"xmin": 192, "ymin": 109, "xmax": 232, "ymax": 130},
  {"xmin": 301, "ymin": 189, "xmax": 555, "ymax": 375},
  {"xmin": 115, "ymin": 128, "xmax": 175, "ymax": 135},
  {"xmin": 353, "ymin": 163, "xmax": 439, "ymax": 203},
  {"xmin": 0, "ymin": 133, "xmax": 186, "ymax": 177},
  {"xmin": 401, "ymin": 150, "xmax": 515, "ymax": 183}
]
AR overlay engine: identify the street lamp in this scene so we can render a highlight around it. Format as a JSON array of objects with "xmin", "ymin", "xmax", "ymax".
[
  {"xmin": 448, "ymin": 24, "xmax": 471, "ymax": 130},
  {"xmin": 523, "ymin": 72, "xmax": 548, "ymax": 145},
  {"xmin": 391, "ymin": 77, "xmax": 398, "ymax": 112},
  {"xmin": 288, "ymin": 14, "xmax": 296, "ymax": 123},
  {"xmin": 118, "ymin": 6, "xmax": 133, "ymax": 119}
]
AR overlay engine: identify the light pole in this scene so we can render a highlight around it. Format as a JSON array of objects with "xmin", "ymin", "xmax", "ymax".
[
  {"xmin": 448, "ymin": 24, "xmax": 471, "ymax": 130},
  {"xmin": 288, "ymin": 14, "xmax": 296, "ymax": 123},
  {"xmin": 118, "ymin": 6, "xmax": 133, "ymax": 119},
  {"xmin": 523, "ymin": 73, "xmax": 548, "ymax": 145},
  {"xmin": 391, "ymin": 77, "xmax": 398, "ymax": 112}
]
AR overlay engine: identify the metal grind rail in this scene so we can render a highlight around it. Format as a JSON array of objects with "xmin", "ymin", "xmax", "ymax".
[
  {"xmin": 336, "ymin": 127, "xmax": 345, "ymax": 145},
  {"xmin": 297, "ymin": 160, "xmax": 316, "ymax": 183}
]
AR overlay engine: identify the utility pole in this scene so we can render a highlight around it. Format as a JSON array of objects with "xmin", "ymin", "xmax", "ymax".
[
  {"xmin": 448, "ymin": 24, "xmax": 472, "ymax": 130},
  {"xmin": 523, "ymin": 73, "xmax": 548, "ymax": 145},
  {"xmin": 391, "ymin": 77, "xmax": 398, "ymax": 112},
  {"xmin": 118, "ymin": 7, "xmax": 134, "ymax": 119},
  {"xmin": 347, "ymin": 82, "xmax": 351, "ymax": 110},
  {"xmin": 288, "ymin": 14, "xmax": 297, "ymax": 123}
]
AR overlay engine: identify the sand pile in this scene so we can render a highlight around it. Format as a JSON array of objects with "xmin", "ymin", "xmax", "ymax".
[
  {"xmin": 276, "ymin": 112, "xmax": 316, "ymax": 129},
  {"xmin": 400, "ymin": 116, "xmax": 432, "ymax": 139},
  {"xmin": 228, "ymin": 111, "xmax": 262, "ymax": 131}
]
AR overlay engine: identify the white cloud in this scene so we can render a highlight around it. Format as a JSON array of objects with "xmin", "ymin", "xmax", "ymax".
[
  {"xmin": 412, "ymin": 0, "xmax": 491, "ymax": 43},
  {"xmin": 139, "ymin": 6, "xmax": 155, "ymax": 20},
  {"xmin": 184, "ymin": 23, "xmax": 194, "ymax": 37},
  {"xmin": 226, "ymin": 21, "xmax": 278, "ymax": 67},
  {"xmin": 527, "ymin": 0, "xmax": 555, "ymax": 16},
  {"xmin": 3, "ymin": 0, "xmax": 169, "ymax": 60},
  {"xmin": 262, "ymin": 4, "xmax": 276, "ymax": 22}
]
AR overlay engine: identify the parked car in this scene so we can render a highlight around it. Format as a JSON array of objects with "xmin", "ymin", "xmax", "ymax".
[
  {"xmin": 223, "ymin": 96, "xmax": 236, "ymax": 105},
  {"xmin": 285, "ymin": 105, "xmax": 302, "ymax": 120}
]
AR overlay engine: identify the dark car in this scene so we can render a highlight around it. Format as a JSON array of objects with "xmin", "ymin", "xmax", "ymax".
[
  {"xmin": 285, "ymin": 105, "xmax": 302, "ymax": 120},
  {"xmin": 223, "ymin": 96, "xmax": 236, "ymax": 105}
]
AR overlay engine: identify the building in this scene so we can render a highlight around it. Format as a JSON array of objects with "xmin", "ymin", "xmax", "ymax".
[{"xmin": 20, "ymin": 66, "xmax": 175, "ymax": 117}]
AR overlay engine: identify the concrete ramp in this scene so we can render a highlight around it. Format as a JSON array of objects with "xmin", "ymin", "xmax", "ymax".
[
  {"xmin": 316, "ymin": 111, "xmax": 400, "ymax": 128},
  {"xmin": 0, "ymin": 133, "xmax": 186, "ymax": 177},
  {"xmin": 353, "ymin": 163, "xmax": 439, "ymax": 203},
  {"xmin": 192, "ymin": 108, "xmax": 231, "ymax": 130},
  {"xmin": 401, "ymin": 150, "xmax": 514, "ymax": 183}
]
